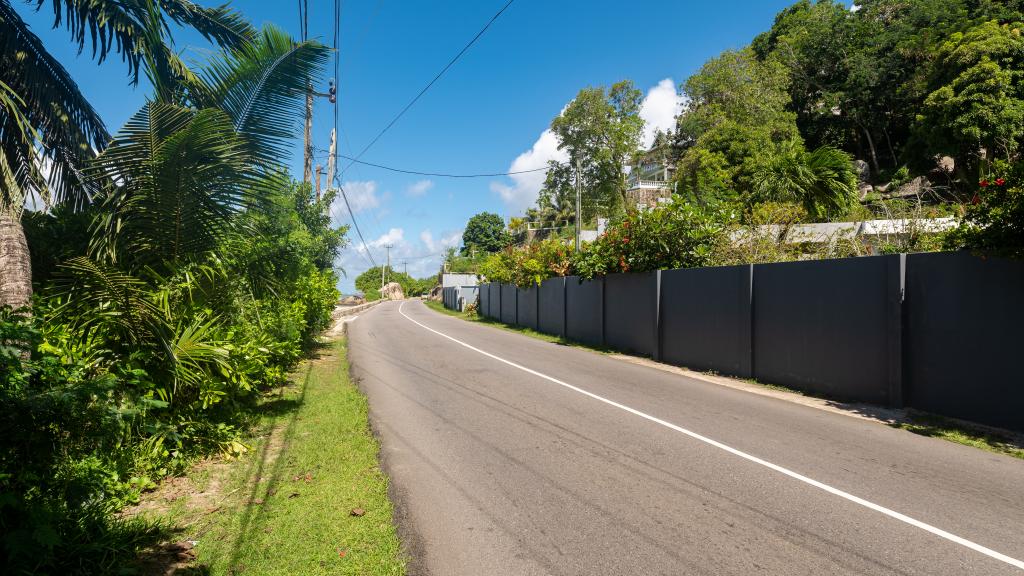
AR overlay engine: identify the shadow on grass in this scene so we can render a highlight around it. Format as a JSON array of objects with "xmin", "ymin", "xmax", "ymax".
[{"xmin": 213, "ymin": 357, "xmax": 317, "ymax": 573}]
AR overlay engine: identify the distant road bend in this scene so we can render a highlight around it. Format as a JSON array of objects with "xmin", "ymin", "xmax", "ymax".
[{"xmin": 348, "ymin": 300, "xmax": 1024, "ymax": 576}]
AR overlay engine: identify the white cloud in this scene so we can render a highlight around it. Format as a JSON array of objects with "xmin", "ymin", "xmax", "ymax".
[
  {"xmin": 337, "ymin": 225, "xmax": 465, "ymax": 294},
  {"xmin": 336, "ymin": 180, "xmax": 380, "ymax": 214},
  {"xmin": 489, "ymin": 128, "xmax": 568, "ymax": 214},
  {"xmin": 368, "ymin": 227, "xmax": 404, "ymax": 248},
  {"xmin": 420, "ymin": 229, "xmax": 436, "ymax": 252},
  {"xmin": 420, "ymin": 228, "xmax": 462, "ymax": 254},
  {"xmin": 406, "ymin": 179, "xmax": 434, "ymax": 197},
  {"xmin": 639, "ymin": 78, "xmax": 685, "ymax": 148}
]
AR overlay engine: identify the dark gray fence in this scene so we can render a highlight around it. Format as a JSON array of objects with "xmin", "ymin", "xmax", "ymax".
[
  {"xmin": 538, "ymin": 277, "xmax": 566, "ymax": 337},
  {"xmin": 465, "ymin": 252, "xmax": 1022, "ymax": 431},
  {"xmin": 904, "ymin": 252, "xmax": 1024, "ymax": 430},
  {"xmin": 565, "ymin": 276, "xmax": 604, "ymax": 347},
  {"xmin": 660, "ymin": 265, "xmax": 752, "ymax": 377},
  {"xmin": 500, "ymin": 283, "xmax": 517, "ymax": 325},
  {"xmin": 752, "ymin": 256, "xmax": 900, "ymax": 405},
  {"xmin": 516, "ymin": 284, "xmax": 539, "ymax": 330},
  {"xmin": 604, "ymin": 272, "xmax": 658, "ymax": 357}
]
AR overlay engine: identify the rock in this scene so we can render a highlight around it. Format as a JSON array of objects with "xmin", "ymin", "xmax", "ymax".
[
  {"xmin": 853, "ymin": 159, "xmax": 871, "ymax": 182},
  {"xmin": 858, "ymin": 183, "xmax": 874, "ymax": 199},
  {"xmin": 894, "ymin": 175, "xmax": 930, "ymax": 197},
  {"xmin": 350, "ymin": 507, "xmax": 365, "ymax": 517},
  {"xmin": 875, "ymin": 182, "xmax": 891, "ymax": 193},
  {"xmin": 339, "ymin": 295, "xmax": 365, "ymax": 306},
  {"xmin": 428, "ymin": 284, "xmax": 442, "ymax": 301},
  {"xmin": 380, "ymin": 281, "xmax": 404, "ymax": 300},
  {"xmin": 936, "ymin": 155, "xmax": 955, "ymax": 173}
]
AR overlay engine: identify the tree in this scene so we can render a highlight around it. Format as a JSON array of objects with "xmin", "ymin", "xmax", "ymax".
[
  {"xmin": 914, "ymin": 20, "xmax": 1024, "ymax": 176},
  {"xmin": 673, "ymin": 48, "xmax": 801, "ymax": 204},
  {"xmin": 89, "ymin": 25, "xmax": 330, "ymax": 270},
  {"xmin": 546, "ymin": 80, "xmax": 644, "ymax": 220},
  {"xmin": 0, "ymin": 0, "xmax": 254, "ymax": 310},
  {"xmin": 461, "ymin": 212, "xmax": 509, "ymax": 255}
]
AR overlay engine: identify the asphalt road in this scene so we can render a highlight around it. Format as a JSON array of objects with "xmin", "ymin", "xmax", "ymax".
[{"xmin": 347, "ymin": 300, "xmax": 1024, "ymax": 576}]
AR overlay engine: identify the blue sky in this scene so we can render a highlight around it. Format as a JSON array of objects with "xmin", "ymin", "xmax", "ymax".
[{"xmin": 18, "ymin": 0, "xmax": 798, "ymax": 293}]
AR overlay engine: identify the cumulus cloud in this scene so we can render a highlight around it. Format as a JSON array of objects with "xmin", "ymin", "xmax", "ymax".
[
  {"xmin": 490, "ymin": 79, "xmax": 684, "ymax": 214},
  {"xmin": 639, "ymin": 78, "xmax": 686, "ymax": 148},
  {"xmin": 489, "ymin": 129, "xmax": 568, "ymax": 213},
  {"xmin": 337, "ymin": 226, "xmax": 465, "ymax": 294},
  {"xmin": 336, "ymin": 180, "xmax": 380, "ymax": 214},
  {"xmin": 406, "ymin": 179, "xmax": 434, "ymax": 197}
]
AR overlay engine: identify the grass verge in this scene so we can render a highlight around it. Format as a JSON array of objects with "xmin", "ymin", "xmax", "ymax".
[
  {"xmin": 131, "ymin": 338, "xmax": 404, "ymax": 575},
  {"xmin": 424, "ymin": 300, "xmax": 1024, "ymax": 462},
  {"xmin": 888, "ymin": 412, "xmax": 1024, "ymax": 460}
]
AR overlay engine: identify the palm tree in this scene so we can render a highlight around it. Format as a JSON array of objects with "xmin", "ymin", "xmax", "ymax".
[
  {"xmin": 0, "ymin": 0, "xmax": 253, "ymax": 309},
  {"xmin": 751, "ymin": 141, "xmax": 858, "ymax": 220},
  {"xmin": 90, "ymin": 25, "xmax": 330, "ymax": 269}
]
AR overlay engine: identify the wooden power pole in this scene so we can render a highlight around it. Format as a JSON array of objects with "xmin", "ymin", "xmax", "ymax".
[{"xmin": 326, "ymin": 128, "xmax": 337, "ymax": 192}]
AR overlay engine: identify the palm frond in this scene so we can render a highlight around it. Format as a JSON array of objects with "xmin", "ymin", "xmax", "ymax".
[
  {"xmin": 89, "ymin": 101, "xmax": 257, "ymax": 267},
  {"xmin": 196, "ymin": 24, "xmax": 330, "ymax": 169},
  {"xmin": 34, "ymin": 0, "xmax": 254, "ymax": 83},
  {"xmin": 1, "ymin": 0, "xmax": 107, "ymax": 210},
  {"xmin": 52, "ymin": 256, "xmax": 165, "ymax": 346}
]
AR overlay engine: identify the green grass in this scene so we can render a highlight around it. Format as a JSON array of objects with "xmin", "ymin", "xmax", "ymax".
[
  {"xmin": 889, "ymin": 413, "xmax": 1024, "ymax": 460},
  {"xmin": 158, "ymin": 339, "xmax": 405, "ymax": 575},
  {"xmin": 422, "ymin": 298, "xmax": 612, "ymax": 351}
]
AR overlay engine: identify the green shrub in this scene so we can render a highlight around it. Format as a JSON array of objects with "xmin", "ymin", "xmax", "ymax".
[{"xmin": 573, "ymin": 202, "xmax": 730, "ymax": 279}]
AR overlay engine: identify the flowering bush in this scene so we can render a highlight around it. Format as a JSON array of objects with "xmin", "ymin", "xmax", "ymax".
[
  {"xmin": 479, "ymin": 238, "xmax": 575, "ymax": 286},
  {"xmin": 947, "ymin": 174, "xmax": 1024, "ymax": 258},
  {"xmin": 573, "ymin": 202, "xmax": 732, "ymax": 279}
]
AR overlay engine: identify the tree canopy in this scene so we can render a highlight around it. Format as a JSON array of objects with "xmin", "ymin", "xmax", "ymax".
[{"xmin": 461, "ymin": 212, "xmax": 509, "ymax": 255}]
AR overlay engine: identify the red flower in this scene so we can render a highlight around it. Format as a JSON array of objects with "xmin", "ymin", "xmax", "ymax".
[
  {"xmin": 622, "ymin": 237, "xmax": 630, "ymax": 244},
  {"xmin": 995, "ymin": 178, "xmax": 1006, "ymax": 186},
  {"xmin": 979, "ymin": 179, "xmax": 989, "ymax": 187}
]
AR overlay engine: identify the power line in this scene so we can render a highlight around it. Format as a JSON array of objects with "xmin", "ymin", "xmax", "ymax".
[
  {"xmin": 327, "ymin": 0, "xmax": 378, "ymax": 270},
  {"xmin": 322, "ymin": 150, "xmax": 565, "ymax": 178},
  {"xmin": 340, "ymin": 0, "xmax": 517, "ymax": 176}
]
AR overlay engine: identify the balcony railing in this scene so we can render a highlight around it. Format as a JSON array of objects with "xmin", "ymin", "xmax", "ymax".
[{"xmin": 627, "ymin": 179, "xmax": 672, "ymax": 190}]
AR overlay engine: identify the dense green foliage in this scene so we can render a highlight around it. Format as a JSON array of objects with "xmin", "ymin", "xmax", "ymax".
[
  {"xmin": 354, "ymin": 266, "xmax": 436, "ymax": 300},
  {"xmin": 497, "ymin": 0, "xmax": 1024, "ymax": 286},
  {"xmin": 461, "ymin": 212, "xmax": 510, "ymax": 255},
  {"xmin": 1, "ymin": 9, "xmax": 345, "ymax": 572}
]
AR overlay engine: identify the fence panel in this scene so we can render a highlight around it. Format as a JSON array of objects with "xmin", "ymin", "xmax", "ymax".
[
  {"xmin": 516, "ymin": 285, "xmax": 539, "ymax": 330},
  {"xmin": 565, "ymin": 276, "xmax": 604, "ymax": 347},
  {"xmin": 661, "ymin": 265, "xmax": 752, "ymax": 376},
  {"xmin": 604, "ymin": 272, "xmax": 658, "ymax": 357},
  {"xmin": 538, "ymin": 277, "xmax": 566, "ymax": 337},
  {"xmin": 905, "ymin": 252, "xmax": 1024, "ymax": 430},
  {"xmin": 489, "ymin": 283, "xmax": 501, "ymax": 319},
  {"xmin": 752, "ymin": 256, "xmax": 896, "ymax": 404},
  {"xmin": 501, "ymin": 283, "xmax": 517, "ymax": 325},
  {"xmin": 480, "ymin": 283, "xmax": 490, "ymax": 316}
]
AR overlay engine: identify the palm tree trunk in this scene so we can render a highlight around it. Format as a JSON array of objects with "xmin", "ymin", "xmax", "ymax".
[{"xmin": 0, "ymin": 212, "xmax": 32, "ymax": 310}]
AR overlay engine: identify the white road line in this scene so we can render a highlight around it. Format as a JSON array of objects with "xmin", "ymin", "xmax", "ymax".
[{"xmin": 399, "ymin": 301, "xmax": 1024, "ymax": 571}]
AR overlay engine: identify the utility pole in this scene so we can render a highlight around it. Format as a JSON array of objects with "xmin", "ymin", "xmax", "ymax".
[
  {"xmin": 315, "ymin": 164, "xmax": 323, "ymax": 201},
  {"xmin": 575, "ymin": 157, "xmax": 582, "ymax": 252},
  {"xmin": 381, "ymin": 244, "xmax": 394, "ymax": 291},
  {"xmin": 402, "ymin": 260, "xmax": 407, "ymax": 277},
  {"xmin": 325, "ymin": 129, "xmax": 337, "ymax": 193}
]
